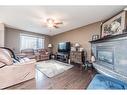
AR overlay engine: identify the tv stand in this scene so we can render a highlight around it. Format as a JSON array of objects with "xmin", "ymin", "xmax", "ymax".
[{"xmin": 56, "ymin": 52, "xmax": 69, "ymax": 63}]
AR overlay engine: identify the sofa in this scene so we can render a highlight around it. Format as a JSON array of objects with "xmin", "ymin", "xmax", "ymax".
[
  {"xmin": 20, "ymin": 48, "xmax": 49, "ymax": 61},
  {"xmin": 0, "ymin": 47, "xmax": 36, "ymax": 89},
  {"xmin": 20, "ymin": 49, "xmax": 40, "ymax": 61}
]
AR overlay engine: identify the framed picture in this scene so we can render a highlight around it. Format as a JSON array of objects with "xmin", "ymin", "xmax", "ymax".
[{"xmin": 101, "ymin": 11, "xmax": 126, "ymax": 38}]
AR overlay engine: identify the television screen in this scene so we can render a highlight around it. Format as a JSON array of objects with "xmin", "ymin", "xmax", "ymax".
[{"xmin": 58, "ymin": 42, "xmax": 70, "ymax": 53}]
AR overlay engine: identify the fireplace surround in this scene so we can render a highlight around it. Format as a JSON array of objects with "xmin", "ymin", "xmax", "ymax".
[{"xmin": 90, "ymin": 33, "xmax": 127, "ymax": 83}]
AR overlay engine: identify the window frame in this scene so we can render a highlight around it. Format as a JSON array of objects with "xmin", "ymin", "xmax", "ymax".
[{"xmin": 20, "ymin": 33, "xmax": 45, "ymax": 50}]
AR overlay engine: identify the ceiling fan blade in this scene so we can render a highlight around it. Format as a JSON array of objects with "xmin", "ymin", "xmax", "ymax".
[
  {"xmin": 54, "ymin": 25, "xmax": 59, "ymax": 28},
  {"xmin": 54, "ymin": 22, "xmax": 63, "ymax": 24}
]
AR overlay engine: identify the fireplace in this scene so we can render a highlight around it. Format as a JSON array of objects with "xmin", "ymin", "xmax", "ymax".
[
  {"xmin": 90, "ymin": 34, "xmax": 127, "ymax": 83},
  {"xmin": 96, "ymin": 46, "xmax": 114, "ymax": 69}
]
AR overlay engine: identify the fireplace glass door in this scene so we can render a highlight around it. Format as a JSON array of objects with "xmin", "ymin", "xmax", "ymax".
[{"xmin": 96, "ymin": 46, "xmax": 114, "ymax": 68}]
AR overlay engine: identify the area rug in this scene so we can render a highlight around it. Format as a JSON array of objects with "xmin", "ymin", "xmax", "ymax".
[{"xmin": 36, "ymin": 60, "xmax": 73, "ymax": 78}]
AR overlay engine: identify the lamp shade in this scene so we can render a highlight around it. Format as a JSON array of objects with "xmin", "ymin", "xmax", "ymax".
[
  {"xmin": 91, "ymin": 56, "xmax": 95, "ymax": 62},
  {"xmin": 48, "ymin": 44, "xmax": 52, "ymax": 48},
  {"xmin": 75, "ymin": 43, "xmax": 80, "ymax": 47}
]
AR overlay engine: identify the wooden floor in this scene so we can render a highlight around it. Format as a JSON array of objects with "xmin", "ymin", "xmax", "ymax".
[{"xmin": 5, "ymin": 64, "xmax": 96, "ymax": 90}]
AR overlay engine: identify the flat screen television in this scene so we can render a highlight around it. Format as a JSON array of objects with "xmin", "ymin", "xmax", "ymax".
[{"xmin": 58, "ymin": 42, "xmax": 70, "ymax": 53}]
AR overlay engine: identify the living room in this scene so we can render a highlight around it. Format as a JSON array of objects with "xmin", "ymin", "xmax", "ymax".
[{"xmin": 1, "ymin": 5, "xmax": 127, "ymax": 92}]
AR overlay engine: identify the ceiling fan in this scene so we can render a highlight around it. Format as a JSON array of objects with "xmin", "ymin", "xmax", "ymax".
[{"xmin": 46, "ymin": 18, "xmax": 63, "ymax": 28}]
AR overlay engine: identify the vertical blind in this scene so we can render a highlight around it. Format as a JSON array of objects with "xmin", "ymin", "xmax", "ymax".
[{"xmin": 20, "ymin": 34, "xmax": 44, "ymax": 50}]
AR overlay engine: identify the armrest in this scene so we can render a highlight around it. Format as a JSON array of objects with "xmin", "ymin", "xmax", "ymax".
[
  {"xmin": 34, "ymin": 52, "xmax": 40, "ymax": 55},
  {"xmin": 45, "ymin": 52, "xmax": 49, "ymax": 55},
  {"xmin": 13, "ymin": 59, "xmax": 36, "ymax": 66},
  {"xmin": 11, "ymin": 59, "xmax": 36, "ymax": 66}
]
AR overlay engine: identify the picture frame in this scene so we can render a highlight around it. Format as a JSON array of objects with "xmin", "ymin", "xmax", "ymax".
[{"xmin": 101, "ymin": 11, "xmax": 127, "ymax": 38}]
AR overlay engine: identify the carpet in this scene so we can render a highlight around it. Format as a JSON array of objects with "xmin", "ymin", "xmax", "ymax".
[{"xmin": 36, "ymin": 60, "xmax": 73, "ymax": 78}]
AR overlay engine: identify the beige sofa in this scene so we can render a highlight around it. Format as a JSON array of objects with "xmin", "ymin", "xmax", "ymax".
[
  {"xmin": 0, "ymin": 47, "xmax": 36, "ymax": 89},
  {"xmin": 20, "ymin": 48, "xmax": 49, "ymax": 61},
  {"xmin": 0, "ymin": 60, "xmax": 36, "ymax": 89},
  {"xmin": 21, "ymin": 49, "xmax": 40, "ymax": 61}
]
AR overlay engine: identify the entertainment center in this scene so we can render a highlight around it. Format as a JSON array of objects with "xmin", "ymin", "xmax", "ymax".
[
  {"xmin": 55, "ymin": 42, "xmax": 85, "ymax": 66},
  {"xmin": 56, "ymin": 42, "xmax": 70, "ymax": 63},
  {"xmin": 56, "ymin": 52, "xmax": 69, "ymax": 63}
]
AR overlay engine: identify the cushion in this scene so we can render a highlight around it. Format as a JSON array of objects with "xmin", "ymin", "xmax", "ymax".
[
  {"xmin": 0, "ymin": 62, "xmax": 6, "ymax": 68},
  {"xmin": 21, "ymin": 49, "xmax": 34, "ymax": 55},
  {"xmin": 0, "ymin": 49, "xmax": 13, "ymax": 65}
]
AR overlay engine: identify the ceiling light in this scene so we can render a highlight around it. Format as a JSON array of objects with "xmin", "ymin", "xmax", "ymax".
[{"xmin": 45, "ymin": 18, "xmax": 63, "ymax": 28}]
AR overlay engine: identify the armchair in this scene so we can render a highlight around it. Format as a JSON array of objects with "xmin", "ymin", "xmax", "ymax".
[{"xmin": 37, "ymin": 49, "xmax": 50, "ymax": 61}]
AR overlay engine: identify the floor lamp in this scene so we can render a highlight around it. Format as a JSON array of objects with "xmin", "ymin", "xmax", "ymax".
[{"xmin": 48, "ymin": 44, "xmax": 53, "ymax": 54}]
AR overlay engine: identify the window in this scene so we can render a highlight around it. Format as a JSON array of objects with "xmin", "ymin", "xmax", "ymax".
[{"xmin": 20, "ymin": 34, "xmax": 44, "ymax": 50}]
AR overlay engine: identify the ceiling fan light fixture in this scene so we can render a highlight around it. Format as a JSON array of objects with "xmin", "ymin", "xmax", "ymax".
[
  {"xmin": 47, "ymin": 23, "xmax": 54, "ymax": 28},
  {"xmin": 46, "ymin": 18, "xmax": 63, "ymax": 28},
  {"xmin": 46, "ymin": 18, "xmax": 54, "ymax": 28}
]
